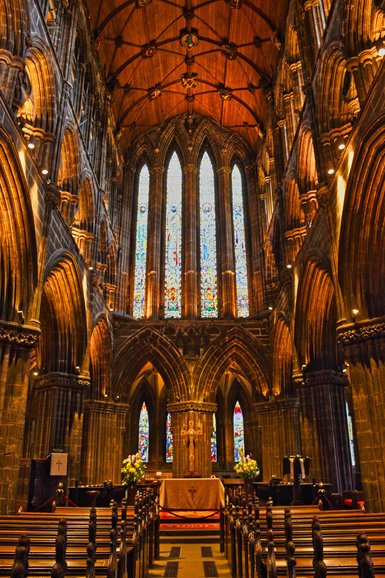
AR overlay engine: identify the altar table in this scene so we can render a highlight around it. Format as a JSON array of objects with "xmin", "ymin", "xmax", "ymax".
[{"xmin": 159, "ymin": 478, "xmax": 225, "ymax": 510}]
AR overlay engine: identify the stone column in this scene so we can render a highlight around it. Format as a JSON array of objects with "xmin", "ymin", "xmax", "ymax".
[
  {"xmin": 146, "ymin": 163, "xmax": 164, "ymax": 319},
  {"xmin": 338, "ymin": 319, "xmax": 385, "ymax": 511},
  {"xmin": 217, "ymin": 165, "xmax": 237, "ymax": 318},
  {"xmin": 253, "ymin": 398, "xmax": 300, "ymax": 481},
  {"xmin": 0, "ymin": 320, "xmax": 40, "ymax": 513},
  {"xmin": 28, "ymin": 372, "xmax": 89, "ymax": 484},
  {"xmin": 298, "ymin": 369, "xmax": 354, "ymax": 494},
  {"xmin": 81, "ymin": 399, "xmax": 129, "ymax": 485},
  {"xmin": 167, "ymin": 401, "xmax": 217, "ymax": 478},
  {"xmin": 183, "ymin": 163, "xmax": 198, "ymax": 318}
]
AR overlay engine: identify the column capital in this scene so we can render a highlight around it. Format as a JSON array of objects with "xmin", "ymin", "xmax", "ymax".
[
  {"xmin": 338, "ymin": 317, "xmax": 385, "ymax": 346},
  {"xmin": 0, "ymin": 319, "xmax": 40, "ymax": 349},
  {"xmin": 167, "ymin": 400, "xmax": 217, "ymax": 414}
]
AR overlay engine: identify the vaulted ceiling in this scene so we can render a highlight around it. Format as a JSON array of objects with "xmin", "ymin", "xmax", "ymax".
[{"xmin": 85, "ymin": 0, "xmax": 290, "ymax": 151}]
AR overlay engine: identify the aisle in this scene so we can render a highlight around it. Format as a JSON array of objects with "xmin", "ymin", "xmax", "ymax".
[{"xmin": 149, "ymin": 536, "xmax": 232, "ymax": 578}]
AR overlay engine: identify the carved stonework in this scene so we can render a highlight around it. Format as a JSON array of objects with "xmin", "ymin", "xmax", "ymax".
[
  {"xmin": 0, "ymin": 320, "xmax": 40, "ymax": 349},
  {"xmin": 338, "ymin": 319, "xmax": 385, "ymax": 345},
  {"xmin": 34, "ymin": 372, "xmax": 90, "ymax": 391},
  {"xmin": 167, "ymin": 401, "xmax": 217, "ymax": 414},
  {"xmin": 301, "ymin": 369, "xmax": 348, "ymax": 387}
]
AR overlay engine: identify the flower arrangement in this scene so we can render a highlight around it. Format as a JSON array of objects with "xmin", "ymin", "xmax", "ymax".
[
  {"xmin": 234, "ymin": 451, "xmax": 260, "ymax": 481},
  {"xmin": 121, "ymin": 452, "xmax": 147, "ymax": 485}
]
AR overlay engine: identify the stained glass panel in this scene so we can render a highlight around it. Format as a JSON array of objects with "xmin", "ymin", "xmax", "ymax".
[
  {"xmin": 345, "ymin": 401, "xmax": 356, "ymax": 467},
  {"xmin": 200, "ymin": 152, "xmax": 218, "ymax": 317},
  {"xmin": 133, "ymin": 164, "xmax": 150, "ymax": 318},
  {"xmin": 232, "ymin": 165, "xmax": 249, "ymax": 317},
  {"xmin": 233, "ymin": 400, "xmax": 245, "ymax": 462},
  {"xmin": 166, "ymin": 412, "xmax": 173, "ymax": 463},
  {"xmin": 138, "ymin": 401, "xmax": 149, "ymax": 462},
  {"xmin": 211, "ymin": 413, "xmax": 217, "ymax": 462},
  {"xmin": 165, "ymin": 152, "xmax": 182, "ymax": 318}
]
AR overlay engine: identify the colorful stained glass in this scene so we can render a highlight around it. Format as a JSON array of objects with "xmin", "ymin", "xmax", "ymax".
[
  {"xmin": 200, "ymin": 152, "xmax": 218, "ymax": 317},
  {"xmin": 211, "ymin": 413, "xmax": 217, "ymax": 462},
  {"xmin": 166, "ymin": 412, "xmax": 173, "ymax": 463},
  {"xmin": 138, "ymin": 401, "xmax": 149, "ymax": 462},
  {"xmin": 345, "ymin": 401, "xmax": 356, "ymax": 467},
  {"xmin": 133, "ymin": 164, "xmax": 150, "ymax": 318},
  {"xmin": 233, "ymin": 400, "xmax": 245, "ymax": 462},
  {"xmin": 232, "ymin": 165, "xmax": 249, "ymax": 317},
  {"xmin": 165, "ymin": 152, "xmax": 182, "ymax": 318}
]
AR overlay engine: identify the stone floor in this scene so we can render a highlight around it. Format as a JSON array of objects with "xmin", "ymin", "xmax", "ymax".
[{"xmin": 149, "ymin": 534, "xmax": 232, "ymax": 578}]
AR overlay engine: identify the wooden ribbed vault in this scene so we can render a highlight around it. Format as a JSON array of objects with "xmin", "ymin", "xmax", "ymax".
[{"xmin": 85, "ymin": 0, "xmax": 290, "ymax": 149}]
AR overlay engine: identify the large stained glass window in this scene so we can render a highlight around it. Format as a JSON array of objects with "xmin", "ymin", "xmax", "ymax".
[
  {"xmin": 166, "ymin": 412, "xmax": 173, "ymax": 463},
  {"xmin": 233, "ymin": 400, "xmax": 245, "ymax": 462},
  {"xmin": 211, "ymin": 413, "xmax": 217, "ymax": 462},
  {"xmin": 165, "ymin": 152, "xmax": 182, "ymax": 318},
  {"xmin": 133, "ymin": 164, "xmax": 150, "ymax": 318},
  {"xmin": 138, "ymin": 401, "xmax": 149, "ymax": 462},
  {"xmin": 200, "ymin": 152, "xmax": 218, "ymax": 317},
  {"xmin": 232, "ymin": 164, "xmax": 249, "ymax": 317}
]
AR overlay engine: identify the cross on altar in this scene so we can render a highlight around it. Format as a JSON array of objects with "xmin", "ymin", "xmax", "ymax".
[
  {"xmin": 188, "ymin": 486, "xmax": 197, "ymax": 500},
  {"xmin": 50, "ymin": 452, "xmax": 68, "ymax": 476},
  {"xmin": 181, "ymin": 419, "xmax": 202, "ymax": 473}
]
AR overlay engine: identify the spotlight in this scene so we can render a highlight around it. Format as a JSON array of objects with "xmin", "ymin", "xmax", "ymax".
[
  {"xmin": 33, "ymin": 369, "xmax": 39, "ymax": 376},
  {"xmin": 286, "ymin": 263, "xmax": 292, "ymax": 269},
  {"xmin": 268, "ymin": 306, "xmax": 273, "ymax": 311},
  {"xmin": 327, "ymin": 168, "xmax": 335, "ymax": 175},
  {"xmin": 41, "ymin": 168, "xmax": 49, "ymax": 176},
  {"xmin": 27, "ymin": 141, "xmax": 35, "ymax": 150},
  {"xmin": 338, "ymin": 142, "xmax": 346, "ymax": 151},
  {"xmin": 376, "ymin": 39, "xmax": 385, "ymax": 56},
  {"xmin": 352, "ymin": 308, "xmax": 359, "ymax": 316}
]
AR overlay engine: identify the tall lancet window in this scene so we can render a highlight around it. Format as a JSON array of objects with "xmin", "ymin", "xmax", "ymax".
[
  {"xmin": 133, "ymin": 164, "xmax": 150, "ymax": 318},
  {"xmin": 200, "ymin": 152, "xmax": 218, "ymax": 317},
  {"xmin": 166, "ymin": 412, "xmax": 173, "ymax": 463},
  {"xmin": 232, "ymin": 164, "xmax": 249, "ymax": 317},
  {"xmin": 138, "ymin": 401, "xmax": 149, "ymax": 462},
  {"xmin": 233, "ymin": 400, "xmax": 245, "ymax": 462},
  {"xmin": 165, "ymin": 152, "xmax": 182, "ymax": 318},
  {"xmin": 211, "ymin": 413, "xmax": 217, "ymax": 462}
]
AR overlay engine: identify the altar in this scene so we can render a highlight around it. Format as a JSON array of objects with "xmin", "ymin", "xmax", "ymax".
[{"xmin": 159, "ymin": 478, "xmax": 225, "ymax": 511}]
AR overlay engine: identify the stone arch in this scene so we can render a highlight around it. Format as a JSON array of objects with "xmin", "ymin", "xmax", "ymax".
[
  {"xmin": 315, "ymin": 42, "xmax": 358, "ymax": 139},
  {"xmin": 58, "ymin": 127, "xmax": 80, "ymax": 196},
  {"xmin": 296, "ymin": 127, "xmax": 318, "ymax": 195},
  {"xmin": 339, "ymin": 114, "xmax": 385, "ymax": 319},
  {"xmin": 40, "ymin": 252, "xmax": 88, "ymax": 374},
  {"xmin": 284, "ymin": 175, "xmax": 303, "ymax": 230},
  {"xmin": 21, "ymin": 38, "xmax": 58, "ymax": 135},
  {"xmin": 113, "ymin": 327, "xmax": 190, "ymax": 402},
  {"xmin": 89, "ymin": 316, "xmax": 112, "ymax": 399},
  {"xmin": 295, "ymin": 255, "xmax": 337, "ymax": 371},
  {"xmin": 0, "ymin": 127, "xmax": 37, "ymax": 322},
  {"xmin": 272, "ymin": 315, "xmax": 293, "ymax": 397},
  {"xmin": 344, "ymin": 0, "xmax": 385, "ymax": 54},
  {"xmin": 0, "ymin": 0, "xmax": 27, "ymax": 56},
  {"xmin": 194, "ymin": 327, "xmax": 270, "ymax": 401},
  {"xmin": 75, "ymin": 176, "xmax": 95, "ymax": 232}
]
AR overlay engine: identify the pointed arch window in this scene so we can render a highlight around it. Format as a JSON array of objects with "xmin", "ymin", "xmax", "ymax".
[
  {"xmin": 133, "ymin": 164, "xmax": 150, "ymax": 318},
  {"xmin": 211, "ymin": 413, "xmax": 217, "ymax": 462},
  {"xmin": 233, "ymin": 400, "xmax": 245, "ymax": 462},
  {"xmin": 200, "ymin": 151, "xmax": 218, "ymax": 317},
  {"xmin": 166, "ymin": 412, "xmax": 173, "ymax": 463},
  {"xmin": 165, "ymin": 152, "xmax": 182, "ymax": 318},
  {"xmin": 232, "ymin": 164, "xmax": 249, "ymax": 317},
  {"xmin": 138, "ymin": 401, "xmax": 149, "ymax": 462}
]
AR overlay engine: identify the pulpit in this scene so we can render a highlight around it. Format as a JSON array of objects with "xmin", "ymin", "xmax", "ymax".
[{"xmin": 283, "ymin": 455, "xmax": 311, "ymax": 504}]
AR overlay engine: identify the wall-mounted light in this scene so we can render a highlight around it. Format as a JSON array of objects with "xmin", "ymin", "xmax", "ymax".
[
  {"xmin": 286, "ymin": 263, "xmax": 292, "ymax": 269},
  {"xmin": 27, "ymin": 138, "xmax": 35, "ymax": 150},
  {"xmin": 41, "ymin": 168, "xmax": 49, "ymax": 176},
  {"xmin": 352, "ymin": 308, "xmax": 359, "ymax": 316},
  {"xmin": 327, "ymin": 167, "xmax": 335, "ymax": 175},
  {"xmin": 376, "ymin": 38, "xmax": 385, "ymax": 57},
  {"xmin": 268, "ymin": 306, "xmax": 273, "ymax": 311},
  {"xmin": 33, "ymin": 369, "xmax": 39, "ymax": 376}
]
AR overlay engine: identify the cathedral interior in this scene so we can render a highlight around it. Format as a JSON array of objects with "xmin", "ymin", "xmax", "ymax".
[{"xmin": 1, "ymin": 0, "xmax": 385, "ymax": 514}]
